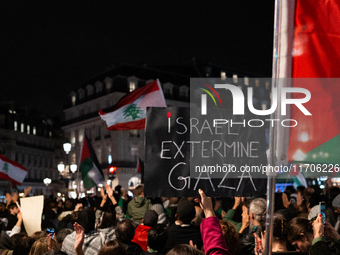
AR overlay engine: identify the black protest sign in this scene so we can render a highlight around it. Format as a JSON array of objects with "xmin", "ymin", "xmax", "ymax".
[{"xmin": 145, "ymin": 107, "xmax": 267, "ymax": 197}]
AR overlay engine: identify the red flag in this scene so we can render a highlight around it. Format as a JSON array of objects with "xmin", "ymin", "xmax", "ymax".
[
  {"xmin": 287, "ymin": 0, "xmax": 340, "ymax": 164},
  {"xmin": 99, "ymin": 80, "xmax": 166, "ymax": 130},
  {"xmin": 0, "ymin": 154, "xmax": 27, "ymax": 186}
]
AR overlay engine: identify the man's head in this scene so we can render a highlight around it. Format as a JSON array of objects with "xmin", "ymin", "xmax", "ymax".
[
  {"xmin": 115, "ymin": 219, "xmax": 136, "ymax": 244},
  {"xmin": 134, "ymin": 185, "xmax": 144, "ymax": 197},
  {"xmin": 249, "ymin": 198, "xmax": 266, "ymax": 226},
  {"xmin": 148, "ymin": 224, "xmax": 168, "ymax": 252},
  {"xmin": 176, "ymin": 198, "xmax": 196, "ymax": 224},
  {"xmin": 8, "ymin": 203, "xmax": 19, "ymax": 216},
  {"xmin": 143, "ymin": 210, "xmax": 158, "ymax": 227}
]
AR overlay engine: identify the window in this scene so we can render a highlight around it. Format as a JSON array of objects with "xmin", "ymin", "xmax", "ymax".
[
  {"xmin": 130, "ymin": 129, "xmax": 139, "ymax": 137},
  {"xmin": 105, "ymin": 77, "xmax": 113, "ymax": 92},
  {"xmin": 78, "ymin": 131, "xmax": 83, "ymax": 143},
  {"xmin": 180, "ymin": 86, "xmax": 189, "ymax": 98},
  {"xmin": 129, "ymin": 82, "xmax": 136, "ymax": 92},
  {"xmin": 14, "ymin": 121, "xmax": 17, "ymax": 131},
  {"xmin": 244, "ymin": 77, "xmax": 249, "ymax": 86},
  {"xmin": 86, "ymin": 85, "xmax": 93, "ymax": 96},
  {"xmin": 255, "ymin": 79, "xmax": 260, "ymax": 87},
  {"xmin": 49, "ymin": 131, "xmax": 52, "ymax": 137},
  {"xmin": 221, "ymin": 72, "xmax": 226, "ymax": 80},
  {"xmin": 33, "ymin": 127, "xmax": 36, "ymax": 135},
  {"xmin": 72, "ymin": 95, "xmax": 76, "ymax": 106},
  {"xmin": 108, "ymin": 155, "xmax": 112, "ymax": 164},
  {"xmin": 233, "ymin": 74, "xmax": 238, "ymax": 84},
  {"xmin": 95, "ymin": 82, "xmax": 103, "ymax": 93},
  {"xmin": 78, "ymin": 89, "xmax": 85, "ymax": 100},
  {"xmin": 96, "ymin": 126, "xmax": 101, "ymax": 140},
  {"xmin": 71, "ymin": 131, "xmax": 76, "ymax": 145},
  {"xmin": 27, "ymin": 125, "xmax": 30, "ymax": 134},
  {"xmin": 21, "ymin": 123, "xmax": 24, "ymax": 133}
]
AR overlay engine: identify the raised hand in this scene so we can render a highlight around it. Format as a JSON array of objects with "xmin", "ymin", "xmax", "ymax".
[
  {"xmin": 194, "ymin": 189, "xmax": 214, "ymax": 218},
  {"xmin": 312, "ymin": 214, "xmax": 324, "ymax": 239},
  {"xmin": 12, "ymin": 192, "xmax": 18, "ymax": 203},
  {"xmin": 24, "ymin": 186, "xmax": 32, "ymax": 197},
  {"xmin": 5, "ymin": 193, "xmax": 12, "ymax": 205},
  {"xmin": 282, "ymin": 193, "xmax": 291, "ymax": 208},
  {"xmin": 74, "ymin": 222, "xmax": 85, "ymax": 255}
]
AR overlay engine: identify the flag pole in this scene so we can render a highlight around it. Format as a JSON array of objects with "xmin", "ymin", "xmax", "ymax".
[{"xmin": 264, "ymin": 0, "xmax": 281, "ymax": 254}]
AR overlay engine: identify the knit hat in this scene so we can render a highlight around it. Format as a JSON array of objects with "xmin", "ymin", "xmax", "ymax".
[
  {"xmin": 176, "ymin": 198, "xmax": 195, "ymax": 224},
  {"xmin": 143, "ymin": 210, "xmax": 159, "ymax": 227},
  {"xmin": 308, "ymin": 205, "xmax": 320, "ymax": 220},
  {"xmin": 333, "ymin": 194, "xmax": 340, "ymax": 208},
  {"xmin": 151, "ymin": 204, "xmax": 167, "ymax": 224}
]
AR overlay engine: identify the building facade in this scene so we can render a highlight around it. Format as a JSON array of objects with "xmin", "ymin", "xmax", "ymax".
[{"xmin": 0, "ymin": 102, "xmax": 63, "ymax": 199}]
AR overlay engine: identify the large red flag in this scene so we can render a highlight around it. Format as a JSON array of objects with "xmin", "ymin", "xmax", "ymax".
[{"xmin": 287, "ymin": 0, "xmax": 340, "ymax": 165}]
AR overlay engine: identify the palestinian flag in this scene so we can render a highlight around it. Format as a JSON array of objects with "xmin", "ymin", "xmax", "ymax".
[
  {"xmin": 99, "ymin": 79, "xmax": 166, "ymax": 130},
  {"xmin": 0, "ymin": 154, "xmax": 27, "ymax": 186},
  {"xmin": 276, "ymin": 0, "xmax": 340, "ymax": 173},
  {"xmin": 80, "ymin": 133, "xmax": 104, "ymax": 189}
]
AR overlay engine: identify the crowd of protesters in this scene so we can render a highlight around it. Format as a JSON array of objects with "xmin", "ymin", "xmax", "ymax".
[{"xmin": 1, "ymin": 182, "xmax": 340, "ymax": 255}]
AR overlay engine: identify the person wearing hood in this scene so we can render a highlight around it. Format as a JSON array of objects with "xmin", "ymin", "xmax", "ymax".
[{"xmin": 127, "ymin": 185, "xmax": 152, "ymax": 224}]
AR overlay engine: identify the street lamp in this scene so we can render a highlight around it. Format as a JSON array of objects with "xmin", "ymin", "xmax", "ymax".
[
  {"xmin": 58, "ymin": 139, "xmax": 78, "ymax": 178},
  {"xmin": 43, "ymin": 178, "xmax": 52, "ymax": 186}
]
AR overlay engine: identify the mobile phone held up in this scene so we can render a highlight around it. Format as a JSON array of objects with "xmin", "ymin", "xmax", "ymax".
[
  {"xmin": 319, "ymin": 201, "xmax": 326, "ymax": 225},
  {"xmin": 46, "ymin": 228, "xmax": 55, "ymax": 239}
]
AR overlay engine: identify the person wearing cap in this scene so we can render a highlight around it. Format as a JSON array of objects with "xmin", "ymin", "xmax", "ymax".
[
  {"xmin": 131, "ymin": 210, "xmax": 158, "ymax": 251},
  {"xmin": 163, "ymin": 198, "xmax": 203, "ymax": 253}
]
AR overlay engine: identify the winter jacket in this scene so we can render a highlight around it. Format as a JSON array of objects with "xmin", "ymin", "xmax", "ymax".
[{"xmin": 127, "ymin": 197, "xmax": 152, "ymax": 224}]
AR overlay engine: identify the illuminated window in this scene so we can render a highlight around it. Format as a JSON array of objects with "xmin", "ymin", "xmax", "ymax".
[
  {"xmin": 108, "ymin": 155, "xmax": 112, "ymax": 164},
  {"xmin": 71, "ymin": 131, "xmax": 76, "ymax": 145},
  {"xmin": 49, "ymin": 131, "xmax": 52, "ymax": 137},
  {"xmin": 21, "ymin": 123, "xmax": 24, "ymax": 133},
  {"xmin": 72, "ymin": 95, "xmax": 76, "ymax": 106},
  {"xmin": 27, "ymin": 125, "xmax": 30, "ymax": 134},
  {"xmin": 233, "ymin": 74, "xmax": 238, "ymax": 83},
  {"xmin": 14, "ymin": 121, "xmax": 17, "ymax": 131},
  {"xmin": 33, "ymin": 127, "xmax": 36, "ymax": 135},
  {"xmin": 78, "ymin": 131, "xmax": 83, "ymax": 143},
  {"xmin": 129, "ymin": 82, "xmax": 136, "ymax": 92},
  {"xmin": 244, "ymin": 77, "xmax": 249, "ymax": 86},
  {"xmin": 221, "ymin": 72, "xmax": 226, "ymax": 80}
]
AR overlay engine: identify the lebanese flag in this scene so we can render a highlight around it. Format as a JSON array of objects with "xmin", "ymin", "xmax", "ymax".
[
  {"xmin": 79, "ymin": 133, "xmax": 105, "ymax": 189},
  {"xmin": 0, "ymin": 154, "xmax": 27, "ymax": 186},
  {"xmin": 275, "ymin": 0, "xmax": 340, "ymax": 169},
  {"xmin": 99, "ymin": 79, "xmax": 166, "ymax": 130}
]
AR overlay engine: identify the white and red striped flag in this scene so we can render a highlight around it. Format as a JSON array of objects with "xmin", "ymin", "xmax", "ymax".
[
  {"xmin": 0, "ymin": 154, "xmax": 27, "ymax": 186},
  {"xmin": 99, "ymin": 79, "xmax": 166, "ymax": 130}
]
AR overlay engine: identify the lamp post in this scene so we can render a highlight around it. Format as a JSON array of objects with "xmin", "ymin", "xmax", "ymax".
[
  {"xmin": 58, "ymin": 139, "xmax": 78, "ymax": 195},
  {"xmin": 43, "ymin": 178, "xmax": 52, "ymax": 197}
]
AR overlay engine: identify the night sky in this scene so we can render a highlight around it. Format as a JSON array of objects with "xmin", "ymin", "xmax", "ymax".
[{"xmin": 1, "ymin": 0, "xmax": 274, "ymax": 118}]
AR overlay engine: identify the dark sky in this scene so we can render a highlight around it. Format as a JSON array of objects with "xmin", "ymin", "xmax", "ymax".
[{"xmin": 1, "ymin": 0, "xmax": 274, "ymax": 118}]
